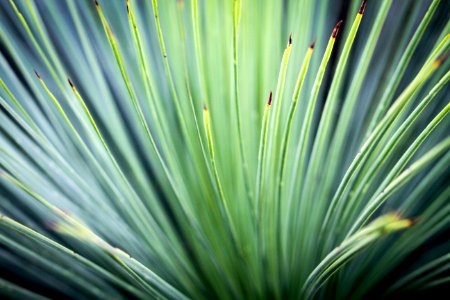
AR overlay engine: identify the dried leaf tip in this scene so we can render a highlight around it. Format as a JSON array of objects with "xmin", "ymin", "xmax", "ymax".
[
  {"xmin": 95, "ymin": 0, "xmax": 99, "ymax": 6},
  {"xmin": 332, "ymin": 20, "xmax": 343, "ymax": 38},
  {"xmin": 309, "ymin": 39, "xmax": 316, "ymax": 49},
  {"xmin": 203, "ymin": 104, "xmax": 208, "ymax": 111},
  {"xmin": 288, "ymin": 33, "xmax": 292, "ymax": 45},
  {"xmin": 34, "ymin": 70, "xmax": 41, "ymax": 79},
  {"xmin": 267, "ymin": 91, "xmax": 273, "ymax": 106},
  {"xmin": 126, "ymin": 0, "xmax": 129, "ymax": 14},
  {"xmin": 409, "ymin": 218, "xmax": 418, "ymax": 226},
  {"xmin": 68, "ymin": 78, "xmax": 75, "ymax": 89},
  {"xmin": 358, "ymin": 0, "xmax": 367, "ymax": 15},
  {"xmin": 434, "ymin": 54, "xmax": 448, "ymax": 68}
]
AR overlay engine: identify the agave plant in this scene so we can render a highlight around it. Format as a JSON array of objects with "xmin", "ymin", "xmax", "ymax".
[{"xmin": 0, "ymin": 0, "xmax": 449, "ymax": 298}]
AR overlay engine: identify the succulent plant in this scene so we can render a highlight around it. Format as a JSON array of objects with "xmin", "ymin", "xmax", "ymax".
[{"xmin": 0, "ymin": 0, "xmax": 449, "ymax": 299}]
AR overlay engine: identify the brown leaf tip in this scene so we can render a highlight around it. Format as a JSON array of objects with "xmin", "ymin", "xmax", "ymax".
[
  {"xmin": 267, "ymin": 91, "xmax": 273, "ymax": 106},
  {"xmin": 34, "ymin": 70, "xmax": 41, "ymax": 79},
  {"xmin": 45, "ymin": 220, "xmax": 58, "ymax": 231},
  {"xmin": 126, "ymin": 0, "xmax": 129, "ymax": 14},
  {"xmin": 68, "ymin": 78, "xmax": 74, "ymax": 89},
  {"xmin": 435, "ymin": 54, "xmax": 448, "ymax": 67},
  {"xmin": 332, "ymin": 20, "xmax": 344, "ymax": 38},
  {"xmin": 309, "ymin": 39, "xmax": 316, "ymax": 49},
  {"xmin": 289, "ymin": 33, "xmax": 292, "ymax": 45},
  {"xmin": 409, "ymin": 218, "xmax": 418, "ymax": 226},
  {"xmin": 359, "ymin": 0, "xmax": 367, "ymax": 15},
  {"xmin": 95, "ymin": 0, "xmax": 99, "ymax": 6},
  {"xmin": 203, "ymin": 104, "xmax": 207, "ymax": 111}
]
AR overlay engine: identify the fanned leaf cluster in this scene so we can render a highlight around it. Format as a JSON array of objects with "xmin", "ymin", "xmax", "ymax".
[{"xmin": 0, "ymin": 0, "xmax": 449, "ymax": 299}]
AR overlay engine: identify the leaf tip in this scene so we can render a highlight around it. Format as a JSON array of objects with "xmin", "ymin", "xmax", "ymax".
[
  {"xmin": 289, "ymin": 33, "xmax": 292, "ymax": 45},
  {"xmin": 267, "ymin": 91, "xmax": 273, "ymax": 106},
  {"xmin": 309, "ymin": 39, "xmax": 316, "ymax": 49},
  {"xmin": 332, "ymin": 20, "xmax": 343, "ymax": 38},
  {"xmin": 434, "ymin": 54, "xmax": 448, "ymax": 68},
  {"xmin": 34, "ymin": 70, "xmax": 41, "ymax": 79},
  {"xmin": 358, "ymin": 0, "xmax": 367, "ymax": 15},
  {"xmin": 408, "ymin": 218, "xmax": 418, "ymax": 226},
  {"xmin": 68, "ymin": 78, "xmax": 75, "ymax": 90}
]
